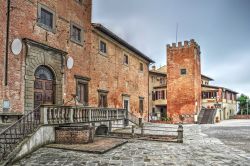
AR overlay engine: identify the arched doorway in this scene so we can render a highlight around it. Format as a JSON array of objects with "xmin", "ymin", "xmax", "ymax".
[{"xmin": 34, "ymin": 66, "xmax": 55, "ymax": 108}]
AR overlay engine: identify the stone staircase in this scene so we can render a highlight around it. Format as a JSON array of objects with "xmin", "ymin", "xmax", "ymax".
[
  {"xmin": 197, "ymin": 109, "xmax": 205, "ymax": 124},
  {"xmin": 198, "ymin": 109, "xmax": 217, "ymax": 124},
  {"xmin": 0, "ymin": 106, "xmax": 128, "ymax": 165},
  {"xmin": 127, "ymin": 112, "xmax": 142, "ymax": 126}
]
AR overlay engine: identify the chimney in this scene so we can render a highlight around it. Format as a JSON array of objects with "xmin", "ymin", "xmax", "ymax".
[{"xmin": 152, "ymin": 65, "xmax": 156, "ymax": 70}]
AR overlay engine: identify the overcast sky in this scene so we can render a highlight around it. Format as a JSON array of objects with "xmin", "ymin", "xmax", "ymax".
[{"xmin": 92, "ymin": 0, "xmax": 250, "ymax": 96}]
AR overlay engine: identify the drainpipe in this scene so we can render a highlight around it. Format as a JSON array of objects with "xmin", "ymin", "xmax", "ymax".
[
  {"xmin": 147, "ymin": 64, "xmax": 150, "ymax": 122},
  {"xmin": 4, "ymin": 0, "xmax": 11, "ymax": 86}
]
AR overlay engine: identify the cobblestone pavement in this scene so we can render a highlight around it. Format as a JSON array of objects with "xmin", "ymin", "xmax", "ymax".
[
  {"xmin": 201, "ymin": 119, "xmax": 250, "ymax": 153},
  {"xmin": 14, "ymin": 120, "xmax": 250, "ymax": 166}
]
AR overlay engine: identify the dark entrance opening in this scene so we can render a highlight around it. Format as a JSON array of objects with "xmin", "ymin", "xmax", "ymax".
[
  {"xmin": 34, "ymin": 66, "xmax": 55, "ymax": 108},
  {"xmin": 95, "ymin": 125, "xmax": 108, "ymax": 135}
]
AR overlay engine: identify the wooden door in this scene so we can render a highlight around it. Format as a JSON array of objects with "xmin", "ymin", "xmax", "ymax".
[{"xmin": 34, "ymin": 79, "xmax": 54, "ymax": 108}]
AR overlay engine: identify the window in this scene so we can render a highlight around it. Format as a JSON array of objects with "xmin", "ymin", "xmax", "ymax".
[
  {"xmin": 202, "ymin": 91, "xmax": 217, "ymax": 99},
  {"xmin": 152, "ymin": 91, "xmax": 155, "ymax": 101},
  {"xmin": 100, "ymin": 40, "xmax": 107, "ymax": 54},
  {"xmin": 75, "ymin": 0, "xmax": 83, "ymax": 4},
  {"xmin": 161, "ymin": 90, "xmax": 165, "ymax": 99},
  {"xmin": 152, "ymin": 76, "xmax": 156, "ymax": 83},
  {"xmin": 180, "ymin": 69, "xmax": 187, "ymax": 75},
  {"xmin": 38, "ymin": 4, "xmax": 55, "ymax": 32},
  {"xmin": 77, "ymin": 82, "xmax": 88, "ymax": 105},
  {"xmin": 71, "ymin": 23, "xmax": 83, "ymax": 45},
  {"xmin": 139, "ymin": 97, "xmax": 144, "ymax": 114},
  {"xmin": 123, "ymin": 54, "xmax": 129, "ymax": 65},
  {"xmin": 98, "ymin": 90, "xmax": 108, "ymax": 107},
  {"xmin": 139, "ymin": 63, "xmax": 143, "ymax": 71},
  {"xmin": 160, "ymin": 78, "xmax": 165, "ymax": 85},
  {"xmin": 75, "ymin": 75, "xmax": 90, "ymax": 106}
]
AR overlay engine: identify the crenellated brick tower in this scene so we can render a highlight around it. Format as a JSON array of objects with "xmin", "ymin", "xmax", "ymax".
[{"xmin": 167, "ymin": 39, "xmax": 201, "ymax": 123}]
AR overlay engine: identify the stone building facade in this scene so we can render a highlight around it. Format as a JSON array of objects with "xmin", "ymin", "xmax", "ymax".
[
  {"xmin": 167, "ymin": 40, "xmax": 202, "ymax": 123},
  {"xmin": 0, "ymin": 0, "xmax": 154, "ymax": 123},
  {"xmin": 149, "ymin": 66, "xmax": 167, "ymax": 120},
  {"xmin": 201, "ymin": 76, "xmax": 238, "ymax": 121},
  {"xmin": 91, "ymin": 24, "xmax": 154, "ymax": 120}
]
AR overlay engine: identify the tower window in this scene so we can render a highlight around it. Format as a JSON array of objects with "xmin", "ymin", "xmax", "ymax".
[
  {"xmin": 123, "ymin": 54, "xmax": 129, "ymax": 65},
  {"xmin": 180, "ymin": 69, "xmax": 187, "ymax": 75},
  {"xmin": 139, "ymin": 63, "xmax": 143, "ymax": 71}
]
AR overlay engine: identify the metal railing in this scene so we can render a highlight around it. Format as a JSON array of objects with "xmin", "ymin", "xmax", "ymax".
[
  {"xmin": 107, "ymin": 123, "xmax": 183, "ymax": 143},
  {"xmin": 0, "ymin": 105, "xmax": 127, "ymax": 161},
  {"xmin": 0, "ymin": 107, "xmax": 41, "ymax": 160}
]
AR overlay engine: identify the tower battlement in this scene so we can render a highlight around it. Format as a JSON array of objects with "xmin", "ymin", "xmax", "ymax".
[{"xmin": 167, "ymin": 39, "xmax": 200, "ymax": 52}]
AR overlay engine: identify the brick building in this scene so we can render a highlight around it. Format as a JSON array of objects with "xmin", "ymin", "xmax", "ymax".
[
  {"xmin": 0, "ymin": 0, "xmax": 92, "ymax": 122},
  {"xmin": 0, "ymin": 0, "xmax": 154, "ymax": 123},
  {"xmin": 167, "ymin": 40, "xmax": 202, "ymax": 123},
  {"xmin": 90, "ymin": 23, "xmax": 154, "ymax": 120},
  {"xmin": 148, "ymin": 40, "xmax": 237, "ymax": 124}
]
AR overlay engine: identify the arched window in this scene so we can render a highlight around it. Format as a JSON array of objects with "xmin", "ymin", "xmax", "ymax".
[{"xmin": 35, "ymin": 66, "xmax": 54, "ymax": 80}]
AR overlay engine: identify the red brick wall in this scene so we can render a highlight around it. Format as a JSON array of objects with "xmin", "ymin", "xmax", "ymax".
[
  {"xmin": 55, "ymin": 126, "xmax": 95, "ymax": 144},
  {"xmin": 167, "ymin": 40, "xmax": 201, "ymax": 123},
  {"xmin": 90, "ymin": 30, "xmax": 150, "ymax": 120},
  {"xmin": 231, "ymin": 115, "xmax": 250, "ymax": 119},
  {"xmin": 0, "ymin": 0, "xmax": 92, "ymax": 114}
]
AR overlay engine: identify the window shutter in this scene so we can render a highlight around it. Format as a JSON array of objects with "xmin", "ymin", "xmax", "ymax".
[
  {"xmin": 162, "ymin": 90, "xmax": 165, "ymax": 99},
  {"xmin": 104, "ymin": 95, "xmax": 108, "ymax": 107},
  {"xmin": 84, "ymin": 84, "xmax": 88, "ymax": 105},
  {"xmin": 98, "ymin": 95, "xmax": 102, "ymax": 107}
]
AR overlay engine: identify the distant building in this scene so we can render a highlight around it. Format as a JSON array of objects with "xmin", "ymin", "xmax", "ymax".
[
  {"xmin": 149, "ymin": 39, "xmax": 238, "ymax": 123},
  {"xmin": 201, "ymin": 76, "xmax": 238, "ymax": 122},
  {"xmin": 149, "ymin": 65, "xmax": 167, "ymax": 120}
]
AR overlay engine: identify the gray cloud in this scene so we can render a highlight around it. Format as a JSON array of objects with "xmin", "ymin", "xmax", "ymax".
[{"xmin": 93, "ymin": 0, "xmax": 250, "ymax": 96}]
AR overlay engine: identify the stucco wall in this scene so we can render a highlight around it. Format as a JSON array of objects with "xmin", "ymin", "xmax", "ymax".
[{"xmin": 11, "ymin": 126, "xmax": 55, "ymax": 163}]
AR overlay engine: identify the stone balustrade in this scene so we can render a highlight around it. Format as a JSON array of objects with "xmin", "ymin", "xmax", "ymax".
[{"xmin": 40, "ymin": 106, "xmax": 126, "ymax": 125}]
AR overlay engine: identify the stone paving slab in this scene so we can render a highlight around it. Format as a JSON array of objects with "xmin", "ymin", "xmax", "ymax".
[
  {"xmin": 13, "ymin": 121, "xmax": 250, "ymax": 166},
  {"xmin": 45, "ymin": 137, "xmax": 128, "ymax": 154}
]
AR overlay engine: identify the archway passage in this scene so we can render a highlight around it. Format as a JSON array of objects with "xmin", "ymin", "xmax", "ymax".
[
  {"xmin": 95, "ymin": 125, "xmax": 109, "ymax": 135},
  {"xmin": 34, "ymin": 66, "xmax": 55, "ymax": 108}
]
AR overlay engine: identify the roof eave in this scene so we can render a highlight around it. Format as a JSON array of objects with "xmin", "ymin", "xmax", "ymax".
[{"xmin": 92, "ymin": 23, "xmax": 155, "ymax": 63}]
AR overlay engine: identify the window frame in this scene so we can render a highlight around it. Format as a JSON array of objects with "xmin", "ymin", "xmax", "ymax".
[
  {"xmin": 70, "ymin": 22, "xmax": 84, "ymax": 45},
  {"xmin": 180, "ymin": 68, "xmax": 187, "ymax": 75},
  {"xmin": 139, "ymin": 62, "xmax": 144, "ymax": 72},
  {"xmin": 98, "ymin": 89, "xmax": 109, "ymax": 108},
  {"xmin": 37, "ymin": 3, "xmax": 56, "ymax": 33},
  {"xmin": 75, "ymin": 0, "xmax": 83, "ymax": 5},
  {"xmin": 139, "ymin": 97, "xmax": 144, "ymax": 114},
  {"xmin": 75, "ymin": 75, "xmax": 90, "ymax": 106},
  {"xmin": 123, "ymin": 53, "xmax": 129, "ymax": 65},
  {"xmin": 99, "ymin": 40, "xmax": 107, "ymax": 55}
]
